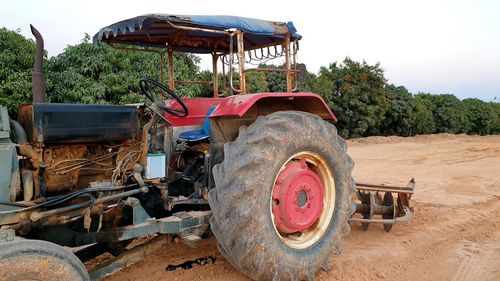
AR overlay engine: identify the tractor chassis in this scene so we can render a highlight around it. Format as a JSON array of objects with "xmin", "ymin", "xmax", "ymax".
[
  {"xmin": 87, "ymin": 235, "xmax": 171, "ymax": 280},
  {"xmin": 93, "ymin": 203, "xmax": 211, "ymax": 244},
  {"xmin": 84, "ymin": 204, "xmax": 211, "ymax": 280},
  {"xmin": 0, "ymin": 202, "xmax": 211, "ymax": 281}
]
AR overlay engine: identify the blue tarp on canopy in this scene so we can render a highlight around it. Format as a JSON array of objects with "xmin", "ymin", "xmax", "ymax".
[{"xmin": 93, "ymin": 14, "xmax": 301, "ymax": 53}]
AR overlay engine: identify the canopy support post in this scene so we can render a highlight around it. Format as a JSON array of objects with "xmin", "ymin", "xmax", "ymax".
[
  {"xmin": 236, "ymin": 30, "xmax": 246, "ymax": 94},
  {"xmin": 212, "ymin": 53, "xmax": 219, "ymax": 98},
  {"xmin": 167, "ymin": 49, "xmax": 175, "ymax": 91},
  {"xmin": 292, "ymin": 41, "xmax": 299, "ymax": 92},
  {"xmin": 159, "ymin": 51, "xmax": 165, "ymax": 86},
  {"xmin": 284, "ymin": 34, "xmax": 292, "ymax": 93}
]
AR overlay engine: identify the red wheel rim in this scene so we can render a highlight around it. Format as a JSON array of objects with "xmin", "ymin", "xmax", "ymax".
[
  {"xmin": 272, "ymin": 159, "xmax": 324, "ymax": 233},
  {"xmin": 270, "ymin": 151, "xmax": 336, "ymax": 249}
]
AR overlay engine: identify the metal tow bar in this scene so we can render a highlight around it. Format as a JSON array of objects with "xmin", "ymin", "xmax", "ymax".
[{"xmin": 349, "ymin": 178, "xmax": 415, "ymax": 232}]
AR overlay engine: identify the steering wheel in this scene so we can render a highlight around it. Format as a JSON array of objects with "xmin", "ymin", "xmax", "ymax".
[{"xmin": 139, "ymin": 78, "xmax": 188, "ymax": 117}]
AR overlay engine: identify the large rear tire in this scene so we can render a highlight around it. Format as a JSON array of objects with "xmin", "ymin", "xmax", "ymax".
[
  {"xmin": 0, "ymin": 239, "xmax": 90, "ymax": 281},
  {"xmin": 208, "ymin": 111, "xmax": 356, "ymax": 280}
]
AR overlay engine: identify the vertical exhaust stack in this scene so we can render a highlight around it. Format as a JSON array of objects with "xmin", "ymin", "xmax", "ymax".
[{"xmin": 30, "ymin": 24, "xmax": 46, "ymax": 103}]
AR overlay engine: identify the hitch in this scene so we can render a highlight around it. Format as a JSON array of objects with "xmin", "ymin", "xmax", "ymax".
[{"xmin": 350, "ymin": 178, "xmax": 415, "ymax": 232}]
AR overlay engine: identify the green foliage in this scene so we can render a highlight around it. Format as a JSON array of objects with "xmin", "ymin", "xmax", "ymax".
[
  {"xmin": 170, "ymin": 53, "xmax": 206, "ymax": 98},
  {"xmin": 462, "ymin": 98, "xmax": 496, "ymax": 135},
  {"xmin": 310, "ymin": 66, "xmax": 335, "ymax": 104},
  {"xmin": 297, "ymin": 63, "xmax": 315, "ymax": 92},
  {"xmin": 381, "ymin": 84, "xmax": 412, "ymax": 136},
  {"xmin": 246, "ymin": 72, "xmax": 269, "ymax": 93},
  {"xmin": 489, "ymin": 102, "xmax": 500, "ymax": 134},
  {"xmin": 313, "ymin": 58, "xmax": 389, "ymax": 138},
  {"xmin": 0, "ymin": 28, "xmax": 38, "ymax": 115},
  {"xmin": 416, "ymin": 93, "xmax": 471, "ymax": 134},
  {"xmin": 245, "ymin": 63, "xmax": 313, "ymax": 94},
  {"xmin": 410, "ymin": 95, "xmax": 436, "ymax": 135},
  {"xmin": 191, "ymin": 70, "xmax": 216, "ymax": 98},
  {"xmin": 260, "ymin": 64, "xmax": 286, "ymax": 92},
  {"xmin": 46, "ymin": 36, "xmax": 204, "ymax": 104}
]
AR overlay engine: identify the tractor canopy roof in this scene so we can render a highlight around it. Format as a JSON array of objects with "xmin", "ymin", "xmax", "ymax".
[{"xmin": 92, "ymin": 14, "xmax": 301, "ymax": 53}]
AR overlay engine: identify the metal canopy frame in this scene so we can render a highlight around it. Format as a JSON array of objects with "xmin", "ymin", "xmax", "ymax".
[{"xmin": 103, "ymin": 18, "xmax": 300, "ymax": 97}]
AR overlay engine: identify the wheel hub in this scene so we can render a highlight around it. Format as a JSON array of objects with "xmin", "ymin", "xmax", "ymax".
[{"xmin": 272, "ymin": 159, "xmax": 324, "ymax": 233}]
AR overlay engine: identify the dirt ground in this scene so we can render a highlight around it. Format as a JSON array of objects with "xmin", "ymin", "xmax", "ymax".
[{"xmin": 102, "ymin": 134, "xmax": 500, "ymax": 281}]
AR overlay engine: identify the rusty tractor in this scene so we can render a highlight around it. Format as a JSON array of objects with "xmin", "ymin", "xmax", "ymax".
[{"xmin": 0, "ymin": 14, "xmax": 414, "ymax": 281}]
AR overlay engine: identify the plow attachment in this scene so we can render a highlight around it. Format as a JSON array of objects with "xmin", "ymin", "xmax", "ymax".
[{"xmin": 349, "ymin": 178, "xmax": 415, "ymax": 232}]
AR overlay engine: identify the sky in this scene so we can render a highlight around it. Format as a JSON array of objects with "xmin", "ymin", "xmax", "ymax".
[{"xmin": 1, "ymin": 0, "xmax": 499, "ymax": 101}]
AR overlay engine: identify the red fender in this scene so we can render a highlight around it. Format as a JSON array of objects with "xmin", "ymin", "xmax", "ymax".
[
  {"xmin": 164, "ymin": 93, "xmax": 336, "ymax": 127},
  {"xmin": 211, "ymin": 93, "xmax": 337, "ymax": 122}
]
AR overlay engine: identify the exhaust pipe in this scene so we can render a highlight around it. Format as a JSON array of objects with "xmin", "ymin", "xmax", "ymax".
[{"xmin": 30, "ymin": 24, "xmax": 46, "ymax": 103}]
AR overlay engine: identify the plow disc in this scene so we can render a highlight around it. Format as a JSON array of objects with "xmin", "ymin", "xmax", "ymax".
[{"xmin": 349, "ymin": 179, "xmax": 415, "ymax": 232}]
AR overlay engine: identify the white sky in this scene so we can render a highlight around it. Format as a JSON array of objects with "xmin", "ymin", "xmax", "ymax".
[{"xmin": 1, "ymin": 0, "xmax": 499, "ymax": 101}]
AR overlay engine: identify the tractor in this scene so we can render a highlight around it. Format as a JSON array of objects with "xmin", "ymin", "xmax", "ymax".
[{"xmin": 0, "ymin": 14, "xmax": 414, "ymax": 280}]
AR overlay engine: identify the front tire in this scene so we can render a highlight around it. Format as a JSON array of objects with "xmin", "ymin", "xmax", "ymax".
[
  {"xmin": 0, "ymin": 239, "xmax": 90, "ymax": 281},
  {"xmin": 208, "ymin": 111, "xmax": 356, "ymax": 280}
]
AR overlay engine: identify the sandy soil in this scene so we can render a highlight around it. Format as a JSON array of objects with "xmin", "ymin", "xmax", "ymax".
[{"xmin": 102, "ymin": 134, "xmax": 500, "ymax": 281}]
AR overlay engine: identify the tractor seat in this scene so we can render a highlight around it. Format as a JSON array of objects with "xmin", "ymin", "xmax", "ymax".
[{"xmin": 179, "ymin": 106, "xmax": 216, "ymax": 142}]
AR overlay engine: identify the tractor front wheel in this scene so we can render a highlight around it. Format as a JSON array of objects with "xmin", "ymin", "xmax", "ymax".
[
  {"xmin": 0, "ymin": 239, "xmax": 90, "ymax": 281},
  {"xmin": 208, "ymin": 111, "xmax": 356, "ymax": 280}
]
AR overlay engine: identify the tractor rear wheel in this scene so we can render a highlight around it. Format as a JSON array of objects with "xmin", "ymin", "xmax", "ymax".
[
  {"xmin": 208, "ymin": 111, "xmax": 356, "ymax": 280},
  {"xmin": 0, "ymin": 239, "xmax": 90, "ymax": 281}
]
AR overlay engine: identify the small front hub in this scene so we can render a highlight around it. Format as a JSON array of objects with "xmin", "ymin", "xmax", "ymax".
[{"xmin": 272, "ymin": 159, "xmax": 324, "ymax": 233}]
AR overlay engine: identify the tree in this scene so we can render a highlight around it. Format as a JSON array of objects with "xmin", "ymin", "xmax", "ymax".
[
  {"xmin": 313, "ymin": 58, "xmax": 389, "ymax": 138},
  {"xmin": 310, "ymin": 66, "xmax": 335, "ymax": 104},
  {"xmin": 415, "ymin": 94, "xmax": 471, "ymax": 133},
  {"xmin": 381, "ymin": 84, "xmax": 412, "ymax": 136},
  {"xmin": 489, "ymin": 102, "xmax": 500, "ymax": 134},
  {"xmin": 253, "ymin": 63, "xmax": 315, "ymax": 93},
  {"xmin": 246, "ymin": 71, "xmax": 269, "ymax": 93},
  {"xmin": 0, "ymin": 28, "xmax": 39, "ymax": 116},
  {"xmin": 410, "ymin": 95, "xmax": 436, "ymax": 135},
  {"xmin": 260, "ymin": 64, "xmax": 287, "ymax": 93},
  {"xmin": 462, "ymin": 98, "xmax": 495, "ymax": 135},
  {"xmin": 46, "ymin": 35, "xmax": 204, "ymax": 105},
  {"xmin": 297, "ymin": 63, "xmax": 316, "ymax": 92}
]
